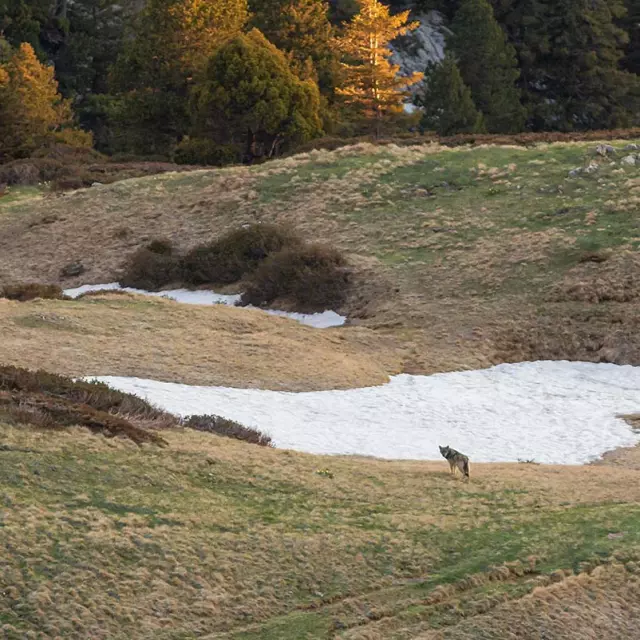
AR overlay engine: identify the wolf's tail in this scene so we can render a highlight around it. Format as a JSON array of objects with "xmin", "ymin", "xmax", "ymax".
[{"xmin": 463, "ymin": 459, "xmax": 470, "ymax": 479}]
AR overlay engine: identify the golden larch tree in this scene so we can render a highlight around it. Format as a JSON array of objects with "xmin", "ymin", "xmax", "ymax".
[
  {"xmin": 336, "ymin": 0, "xmax": 422, "ymax": 135},
  {"xmin": 0, "ymin": 42, "xmax": 81, "ymax": 159}
]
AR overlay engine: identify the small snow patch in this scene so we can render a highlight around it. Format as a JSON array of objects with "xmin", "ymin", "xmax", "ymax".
[
  {"xmin": 92, "ymin": 361, "xmax": 640, "ymax": 465},
  {"xmin": 63, "ymin": 283, "xmax": 346, "ymax": 329}
]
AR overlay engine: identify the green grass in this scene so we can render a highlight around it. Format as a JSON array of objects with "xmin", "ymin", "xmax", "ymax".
[
  {"xmin": 254, "ymin": 141, "xmax": 640, "ymax": 296},
  {"xmin": 0, "ymin": 185, "xmax": 46, "ymax": 211},
  {"xmin": 2, "ymin": 140, "xmax": 640, "ymax": 637},
  {"xmin": 2, "ymin": 424, "xmax": 640, "ymax": 639}
]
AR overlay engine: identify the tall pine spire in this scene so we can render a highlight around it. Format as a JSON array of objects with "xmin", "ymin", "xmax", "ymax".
[
  {"xmin": 449, "ymin": 0, "xmax": 525, "ymax": 133},
  {"xmin": 416, "ymin": 56, "xmax": 484, "ymax": 136}
]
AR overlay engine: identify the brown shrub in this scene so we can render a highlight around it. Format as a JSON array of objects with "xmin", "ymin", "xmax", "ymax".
[
  {"xmin": 0, "ymin": 365, "xmax": 174, "ymax": 428},
  {"xmin": 1, "ymin": 283, "xmax": 66, "ymax": 301},
  {"xmin": 119, "ymin": 241, "xmax": 181, "ymax": 290},
  {"xmin": 240, "ymin": 244, "xmax": 351, "ymax": 312},
  {"xmin": 146, "ymin": 238, "xmax": 174, "ymax": 255},
  {"xmin": 0, "ymin": 145, "xmax": 200, "ymax": 189},
  {"xmin": 183, "ymin": 414, "xmax": 273, "ymax": 447},
  {"xmin": 0, "ymin": 158, "xmax": 69, "ymax": 186},
  {"xmin": 0, "ymin": 390, "xmax": 166, "ymax": 446},
  {"xmin": 181, "ymin": 223, "xmax": 302, "ymax": 286},
  {"xmin": 50, "ymin": 176, "xmax": 86, "ymax": 191}
]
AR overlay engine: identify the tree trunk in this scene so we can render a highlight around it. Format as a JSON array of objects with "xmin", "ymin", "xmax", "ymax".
[
  {"xmin": 267, "ymin": 133, "xmax": 284, "ymax": 159},
  {"xmin": 243, "ymin": 127, "xmax": 257, "ymax": 165}
]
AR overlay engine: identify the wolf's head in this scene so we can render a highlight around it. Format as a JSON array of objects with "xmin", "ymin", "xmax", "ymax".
[{"xmin": 439, "ymin": 445, "xmax": 450, "ymax": 458}]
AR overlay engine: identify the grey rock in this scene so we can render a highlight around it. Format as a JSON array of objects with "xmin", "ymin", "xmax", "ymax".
[
  {"xmin": 583, "ymin": 162, "xmax": 600, "ymax": 174},
  {"xmin": 60, "ymin": 261, "xmax": 85, "ymax": 278},
  {"xmin": 595, "ymin": 144, "xmax": 616, "ymax": 156},
  {"xmin": 621, "ymin": 154, "xmax": 637, "ymax": 166}
]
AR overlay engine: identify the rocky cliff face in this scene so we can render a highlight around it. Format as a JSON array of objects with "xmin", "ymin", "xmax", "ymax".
[{"xmin": 390, "ymin": 9, "xmax": 448, "ymax": 101}]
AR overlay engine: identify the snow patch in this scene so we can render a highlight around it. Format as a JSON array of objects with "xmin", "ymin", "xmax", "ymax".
[
  {"xmin": 92, "ymin": 361, "xmax": 640, "ymax": 465},
  {"xmin": 63, "ymin": 283, "xmax": 346, "ymax": 329}
]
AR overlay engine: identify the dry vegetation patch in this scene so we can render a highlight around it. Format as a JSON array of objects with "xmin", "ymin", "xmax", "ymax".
[
  {"xmin": 416, "ymin": 563, "xmax": 640, "ymax": 640},
  {"xmin": 1, "ymin": 282, "xmax": 66, "ymax": 301},
  {"xmin": 2, "ymin": 425, "xmax": 640, "ymax": 639},
  {"xmin": 3, "ymin": 139, "xmax": 639, "ymax": 378},
  {"xmin": 0, "ymin": 294, "xmax": 400, "ymax": 390},
  {"xmin": 0, "ymin": 365, "xmax": 170, "ymax": 445}
]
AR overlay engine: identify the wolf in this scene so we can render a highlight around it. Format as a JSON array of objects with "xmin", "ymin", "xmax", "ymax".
[{"xmin": 439, "ymin": 445, "xmax": 470, "ymax": 481}]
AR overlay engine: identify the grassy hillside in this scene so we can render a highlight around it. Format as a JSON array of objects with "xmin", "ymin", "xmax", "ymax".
[
  {"xmin": 2, "ymin": 140, "xmax": 640, "ymax": 638},
  {"xmin": 1, "ymin": 140, "xmax": 639, "ymax": 375},
  {"xmin": 2, "ymin": 422, "xmax": 640, "ymax": 639},
  {"xmin": 0, "ymin": 293, "xmax": 398, "ymax": 390}
]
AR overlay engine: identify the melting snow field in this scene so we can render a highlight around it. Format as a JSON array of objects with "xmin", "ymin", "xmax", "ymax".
[
  {"xmin": 93, "ymin": 361, "xmax": 640, "ymax": 465},
  {"xmin": 63, "ymin": 283, "xmax": 346, "ymax": 329}
]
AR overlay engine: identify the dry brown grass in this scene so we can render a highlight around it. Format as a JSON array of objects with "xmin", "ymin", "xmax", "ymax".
[
  {"xmin": 1, "ymin": 282, "xmax": 66, "ymax": 301},
  {"xmin": 2, "ymin": 140, "xmax": 639, "ymax": 382},
  {"xmin": 3, "ymin": 423, "xmax": 640, "ymax": 639},
  {"xmin": 414, "ymin": 563, "xmax": 640, "ymax": 639},
  {"xmin": 0, "ymin": 293, "xmax": 401, "ymax": 391}
]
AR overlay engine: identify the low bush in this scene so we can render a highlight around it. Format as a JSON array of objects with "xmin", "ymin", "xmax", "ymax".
[
  {"xmin": 292, "ymin": 127, "xmax": 640, "ymax": 155},
  {"xmin": 0, "ymin": 365, "xmax": 174, "ymax": 427},
  {"xmin": 240, "ymin": 243, "xmax": 351, "ymax": 312},
  {"xmin": 181, "ymin": 223, "xmax": 302, "ymax": 286},
  {"xmin": 0, "ymin": 158, "xmax": 71, "ymax": 186},
  {"xmin": 0, "ymin": 144, "xmax": 200, "ymax": 190},
  {"xmin": 174, "ymin": 137, "xmax": 239, "ymax": 166},
  {"xmin": 183, "ymin": 413, "xmax": 273, "ymax": 447},
  {"xmin": 118, "ymin": 225, "xmax": 350, "ymax": 311},
  {"xmin": 146, "ymin": 238, "xmax": 174, "ymax": 255},
  {"xmin": 119, "ymin": 241, "xmax": 181, "ymax": 290},
  {"xmin": 0, "ymin": 390, "xmax": 166, "ymax": 446},
  {"xmin": 1, "ymin": 283, "xmax": 66, "ymax": 301},
  {"xmin": 32, "ymin": 143, "xmax": 106, "ymax": 164},
  {"xmin": 50, "ymin": 176, "xmax": 86, "ymax": 191}
]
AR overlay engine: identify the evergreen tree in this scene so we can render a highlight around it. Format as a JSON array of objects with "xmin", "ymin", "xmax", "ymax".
[
  {"xmin": 622, "ymin": 0, "xmax": 640, "ymax": 74},
  {"xmin": 111, "ymin": 0, "xmax": 248, "ymax": 93},
  {"xmin": 109, "ymin": 0, "xmax": 248, "ymax": 154},
  {"xmin": 0, "ymin": 0, "xmax": 129, "ymax": 100},
  {"xmin": 191, "ymin": 29, "xmax": 323, "ymax": 163},
  {"xmin": 55, "ymin": 0, "xmax": 129, "ymax": 97},
  {"xmin": 0, "ymin": 41, "xmax": 87, "ymax": 159},
  {"xmin": 0, "ymin": 0, "xmax": 59, "ymax": 59},
  {"xmin": 449, "ymin": 0, "xmax": 525, "ymax": 133},
  {"xmin": 250, "ymin": 0, "xmax": 338, "ymax": 94},
  {"xmin": 416, "ymin": 56, "xmax": 484, "ymax": 136},
  {"xmin": 336, "ymin": 0, "xmax": 423, "ymax": 136},
  {"xmin": 491, "ymin": 0, "xmax": 639, "ymax": 130}
]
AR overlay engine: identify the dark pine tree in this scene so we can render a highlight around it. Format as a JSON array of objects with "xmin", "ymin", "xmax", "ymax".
[
  {"xmin": 491, "ymin": 0, "xmax": 640, "ymax": 130},
  {"xmin": 416, "ymin": 56, "xmax": 485, "ymax": 135},
  {"xmin": 449, "ymin": 0, "xmax": 525, "ymax": 133},
  {"xmin": 621, "ymin": 0, "xmax": 640, "ymax": 74}
]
